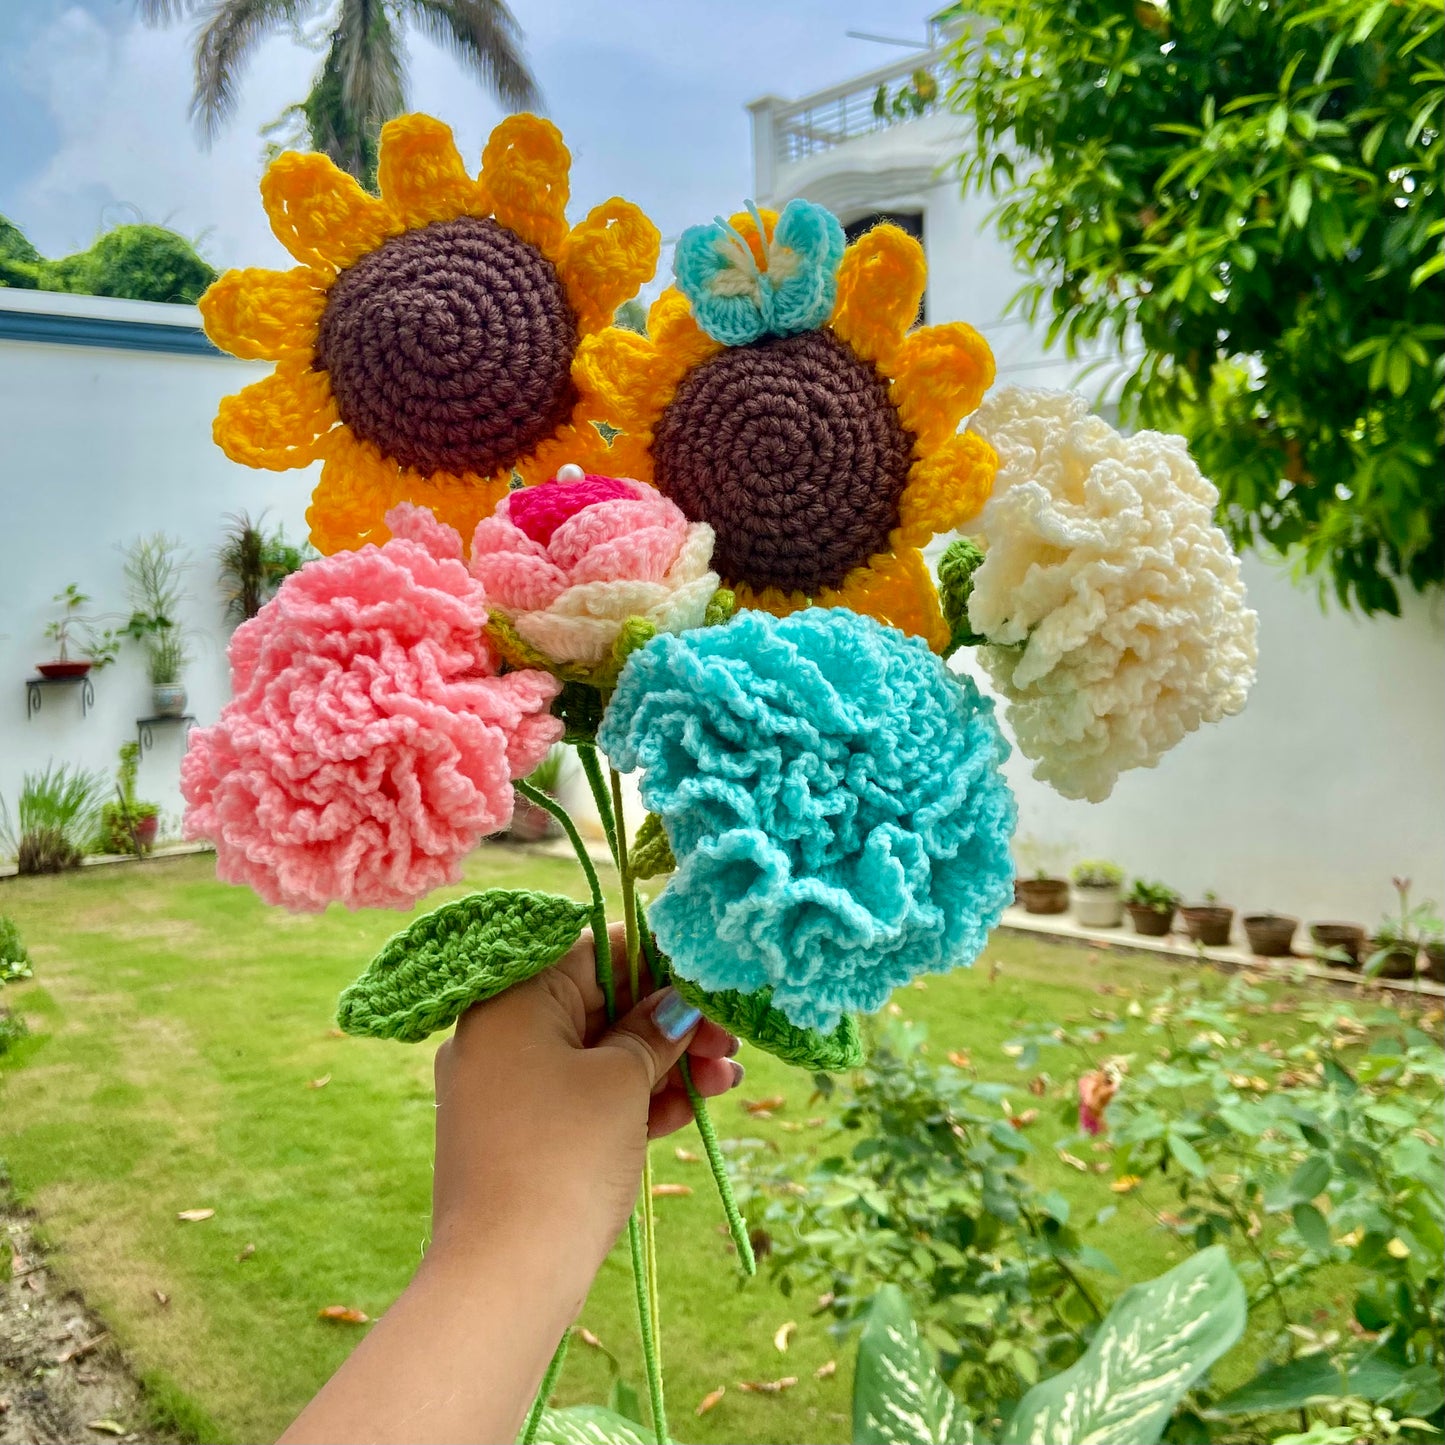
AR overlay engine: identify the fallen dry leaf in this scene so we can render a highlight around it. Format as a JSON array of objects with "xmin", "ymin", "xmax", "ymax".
[
  {"xmin": 651, "ymin": 1183, "xmax": 692, "ymax": 1198},
  {"xmin": 237, "ymin": 1243, "xmax": 256, "ymax": 1262},
  {"xmin": 1111, "ymin": 1175, "xmax": 1143, "ymax": 1194},
  {"xmin": 1001, "ymin": 1043, "xmax": 1024, "ymax": 1058},
  {"xmin": 306, "ymin": 1074, "xmax": 331, "ymax": 1090},
  {"xmin": 674, "ymin": 1148, "xmax": 701, "ymax": 1164},
  {"xmin": 947, "ymin": 1050, "xmax": 972, "ymax": 1068},
  {"xmin": 86, "ymin": 1421, "xmax": 125, "ymax": 1436},
  {"xmin": 737, "ymin": 1377, "xmax": 798, "ymax": 1394},
  {"xmin": 1009, "ymin": 1109, "xmax": 1040, "ymax": 1129},
  {"xmin": 885, "ymin": 1002, "xmax": 903, "ymax": 1017},
  {"xmin": 814, "ymin": 1292, "xmax": 835, "ymax": 1313},
  {"xmin": 57, "ymin": 1333, "xmax": 108, "ymax": 1364},
  {"xmin": 805, "ymin": 1116, "xmax": 827, "ymax": 1128},
  {"xmin": 815, "ymin": 1360, "xmax": 837, "ymax": 1380},
  {"xmin": 1057, "ymin": 1150, "xmax": 1089, "ymax": 1172},
  {"xmin": 326, "ymin": 1027, "xmax": 345, "ymax": 1038},
  {"xmin": 695, "ymin": 1387, "xmax": 726, "ymax": 1417},
  {"xmin": 773, "ymin": 1320, "xmax": 796, "ymax": 1353},
  {"xmin": 152, "ymin": 1289, "xmax": 170, "ymax": 1307},
  {"xmin": 176, "ymin": 1209, "xmax": 215, "ymax": 1223},
  {"xmin": 318, "ymin": 1306, "xmax": 370, "ymax": 1324},
  {"xmin": 742, "ymin": 1095, "xmax": 786, "ymax": 1115},
  {"xmin": 1027, "ymin": 1074, "xmax": 1048, "ymax": 1096},
  {"xmin": 777, "ymin": 1120, "xmax": 804, "ymax": 1132}
]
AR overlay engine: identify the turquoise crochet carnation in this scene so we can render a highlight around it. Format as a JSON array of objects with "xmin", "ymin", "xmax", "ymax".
[{"xmin": 598, "ymin": 608, "xmax": 1017, "ymax": 1033}]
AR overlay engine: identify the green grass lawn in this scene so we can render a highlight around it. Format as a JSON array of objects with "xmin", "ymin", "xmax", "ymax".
[{"xmin": 0, "ymin": 851, "xmax": 1401, "ymax": 1444}]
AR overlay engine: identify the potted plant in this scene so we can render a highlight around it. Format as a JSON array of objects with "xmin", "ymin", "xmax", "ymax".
[
  {"xmin": 1125, "ymin": 879, "xmax": 1178, "ymax": 937},
  {"xmin": 98, "ymin": 742, "xmax": 160, "ymax": 855},
  {"xmin": 1180, "ymin": 890, "xmax": 1235, "ymax": 947},
  {"xmin": 1071, "ymin": 860, "xmax": 1124, "ymax": 927},
  {"xmin": 37, "ymin": 585, "xmax": 120, "ymax": 679},
  {"xmin": 1423, "ymin": 926, "xmax": 1445, "ymax": 984},
  {"xmin": 0, "ymin": 763, "xmax": 107, "ymax": 874},
  {"xmin": 1365, "ymin": 877, "xmax": 1439, "ymax": 982},
  {"xmin": 508, "ymin": 747, "xmax": 568, "ymax": 843},
  {"xmin": 124, "ymin": 534, "xmax": 192, "ymax": 715},
  {"xmin": 1242, "ymin": 912, "xmax": 1298, "ymax": 957},
  {"xmin": 1017, "ymin": 871, "xmax": 1069, "ymax": 914},
  {"xmin": 216, "ymin": 510, "xmax": 314, "ymax": 623},
  {"xmin": 1308, "ymin": 921, "xmax": 1367, "ymax": 970}
]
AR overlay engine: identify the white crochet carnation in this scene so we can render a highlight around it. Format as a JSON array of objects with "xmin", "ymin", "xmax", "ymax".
[{"xmin": 965, "ymin": 387, "xmax": 1258, "ymax": 803}]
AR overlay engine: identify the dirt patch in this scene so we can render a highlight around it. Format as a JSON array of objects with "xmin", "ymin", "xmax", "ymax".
[{"xmin": 1, "ymin": 1196, "xmax": 163, "ymax": 1445}]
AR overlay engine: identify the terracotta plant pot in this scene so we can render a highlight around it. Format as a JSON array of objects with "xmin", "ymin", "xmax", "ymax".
[
  {"xmin": 1017, "ymin": 878, "xmax": 1069, "ymax": 915},
  {"xmin": 1369, "ymin": 937, "xmax": 1418, "ymax": 980},
  {"xmin": 1423, "ymin": 941, "xmax": 1445, "ymax": 984},
  {"xmin": 1127, "ymin": 902, "xmax": 1175, "ymax": 937},
  {"xmin": 37, "ymin": 660, "xmax": 92, "ymax": 680},
  {"xmin": 1073, "ymin": 885, "xmax": 1123, "ymax": 929},
  {"xmin": 1309, "ymin": 922, "xmax": 1365, "ymax": 969},
  {"xmin": 1244, "ymin": 913, "xmax": 1297, "ymax": 957},
  {"xmin": 134, "ymin": 813, "xmax": 160, "ymax": 850},
  {"xmin": 1181, "ymin": 905, "xmax": 1234, "ymax": 947}
]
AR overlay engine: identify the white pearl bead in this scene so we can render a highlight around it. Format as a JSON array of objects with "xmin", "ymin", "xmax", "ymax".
[{"xmin": 556, "ymin": 463, "xmax": 585, "ymax": 483}]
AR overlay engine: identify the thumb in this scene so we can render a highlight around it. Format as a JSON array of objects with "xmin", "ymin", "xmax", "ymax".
[{"xmin": 598, "ymin": 986, "xmax": 702, "ymax": 1093}]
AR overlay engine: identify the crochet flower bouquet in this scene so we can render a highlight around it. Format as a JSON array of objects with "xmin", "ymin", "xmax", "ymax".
[{"xmin": 182, "ymin": 114, "xmax": 1258, "ymax": 1442}]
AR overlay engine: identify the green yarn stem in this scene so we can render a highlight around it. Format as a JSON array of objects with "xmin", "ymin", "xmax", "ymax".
[
  {"xmin": 514, "ymin": 777, "xmax": 613, "ymax": 1020},
  {"xmin": 628, "ymin": 1214, "xmax": 668, "ymax": 1444},
  {"xmin": 519, "ymin": 1328, "xmax": 570, "ymax": 1445},
  {"xmin": 577, "ymin": 743, "xmax": 619, "ymax": 864},
  {"xmin": 679, "ymin": 1053, "xmax": 756, "ymax": 1276}
]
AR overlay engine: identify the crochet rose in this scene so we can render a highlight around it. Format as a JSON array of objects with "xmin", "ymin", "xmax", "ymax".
[
  {"xmin": 182, "ymin": 505, "xmax": 562, "ymax": 911},
  {"xmin": 967, "ymin": 388, "xmax": 1259, "ymax": 803},
  {"xmin": 469, "ymin": 473, "xmax": 719, "ymax": 675},
  {"xmin": 598, "ymin": 608, "xmax": 1016, "ymax": 1033}
]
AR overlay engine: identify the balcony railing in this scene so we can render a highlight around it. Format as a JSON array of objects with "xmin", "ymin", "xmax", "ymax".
[{"xmin": 769, "ymin": 50, "xmax": 949, "ymax": 168}]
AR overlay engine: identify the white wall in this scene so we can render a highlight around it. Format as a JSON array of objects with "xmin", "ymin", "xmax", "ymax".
[{"xmin": 0, "ymin": 290, "xmax": 313, "ymax": 838}]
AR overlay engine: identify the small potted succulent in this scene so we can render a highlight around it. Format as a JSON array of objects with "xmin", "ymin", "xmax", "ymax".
[
  {"xmin": 1365, "ymin": 877, "xmax": 1439, "ymax": 982},
  {"xmin": 1243, "ymin": 912, "xmax": 1298, "ymax": 957},
  {"xmin": 38, "ymin": 585, "xmax": 120, "ymax": 679},
  {"xmin": 1308, "ymin": 921, "xmax": 1366, "ymax": 970},
  {"xmin": 1071, "ymin": 859, "xmax": 1124, "ymax": 928},
  {"xmin": 1016, "ymin": 870, "xmax": 1070, "ymax": 914},
  {"xmin": 1180, "ymin": 890, "xmax": 1234, "ymax": 947},
  {"xmin": 1125, "ymin": 879, "xmax": 1179, "ymax": 937}
]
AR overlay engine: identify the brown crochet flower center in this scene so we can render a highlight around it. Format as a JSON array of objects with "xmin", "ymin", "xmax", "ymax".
[
  {"xmin": 651, "ymin": 330, "xmax": 914, "ymax": 595},
  {"xmin": 315, "ymin": 216, "xmax": 579, "ymax": 478}
]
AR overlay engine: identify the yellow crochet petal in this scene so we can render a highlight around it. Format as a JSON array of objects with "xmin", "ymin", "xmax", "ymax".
[
  {"xmin": 822, "ymin": 548, "xmax": 949, "ymax": 652},
  {"xmin": 213, "ymin": 361, "xmax": 337, "ymax": 471},
  {"xmin": 260, "ymin": 151, "xmax": 399, "ymax": 272},
  {"xmin": 648, "ymin": 287, "xmax": 723, "ymax": 371},
  {"xmin": 895, "ymin": 431, "xmax": 999, "ymax": 548},
  {"xmin": 891, "ymin": 323, "xmax": 996, "ymax": 449},
  {"xmin": 307, "ymin": 431, "xmax": 404, "ymax": 553},
  {"xmin": 376, "ymin": 114, "xmax": 487, "ymax": 229},
  {"xmin": 573, "ymin": 328, "xmax": 666, "ymax": 434},
  {"xmin": 731, "ymin": 579, "xmax": 809, "ymax": 620},
  {"xmin": 556, "ymin": 200, "xmax": 661, "ymax": 334},
  {"xmin": 481, "ymin": 114, "xmax": 571, "ymax": 259},
  {"xmin": 831, "ymin": 225, "xmax": 927, "ymax": 372},
  {"xmin": 517, "ymin": 421, "xmax": 615, "ymax": 488},
  {"xmin": 199, "ymin": 267, "xmax": 327, "ymax": 362}
]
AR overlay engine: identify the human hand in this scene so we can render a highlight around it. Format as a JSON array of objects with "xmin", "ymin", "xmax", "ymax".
[{"xmin": 429, "ymin": 925, "xmax": 741, "ymax": 1280}]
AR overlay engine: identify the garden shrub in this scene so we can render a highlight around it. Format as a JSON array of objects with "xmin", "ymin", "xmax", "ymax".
[{"xmin": 0, "ymin": 915, "xmax": 31, "ymax": 1057}]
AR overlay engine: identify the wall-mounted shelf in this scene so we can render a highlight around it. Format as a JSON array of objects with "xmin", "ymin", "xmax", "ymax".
[
  {"xmin": 26, "ymin": 674, "xmax": 95, "ymax": 718},
  {"xmin": 137, "ymin": 713, "xmax": 197, "ymax": 753}
]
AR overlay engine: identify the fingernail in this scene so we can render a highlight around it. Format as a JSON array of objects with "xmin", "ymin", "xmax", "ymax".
[
  {"xmin": 728, "ymin": 1061, "xmax": 746, "ymax": 1090},
  {"xmin": 724, "ymin": 1032, "xmax": 742, "ymax": 1057},
  {"xmin": 653, "ymin": 987, "xmax": 702, "ymax": 1042}
]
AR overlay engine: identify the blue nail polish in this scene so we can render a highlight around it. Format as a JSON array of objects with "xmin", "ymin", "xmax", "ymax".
[{"xmin": 654, "ymin": 988, "xmax": 702, "ymax": 1042}]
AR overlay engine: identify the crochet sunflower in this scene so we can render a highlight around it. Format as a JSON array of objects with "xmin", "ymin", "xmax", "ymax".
[
  {"xmin": 200, "ymin": 113, "xmax": 661, "ymax": 554},
  {"xmin": 575, "ymin": 203, "xmax": 998, "ymax": 649}
]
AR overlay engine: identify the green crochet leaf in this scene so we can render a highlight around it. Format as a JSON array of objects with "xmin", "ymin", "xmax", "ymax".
[
  {"xmin": 672, "ymin": 975, "xmax": 864, "ymax": 1072},
  {"xmin": 937, "ymin": 536, "xmax": 988, "ymax": 657},
  {"xmin": 630, "ymin": 812, "xmax": 676, "ymax": 880},
  {"xmin": 337, "ymin": 889, "xmax": 591, "ymax": 1042},
  {"xmin": 704, "ymin": 587, "xmax": 737, "ymax": 627}
]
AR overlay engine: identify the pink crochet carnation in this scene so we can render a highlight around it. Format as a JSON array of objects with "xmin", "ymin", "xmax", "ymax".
[
  {"xmin": 181, "ymin": 504, "xmax": 562, "ymax": 912},
  {"xmin": 470, "ymin": 473, "xmax": 719, "ymax": 669}
]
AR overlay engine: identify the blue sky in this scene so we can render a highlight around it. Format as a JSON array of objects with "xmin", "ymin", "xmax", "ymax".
[{"xmin": 0, "ymin": 0, "xmax": 940, "ymax": 274}]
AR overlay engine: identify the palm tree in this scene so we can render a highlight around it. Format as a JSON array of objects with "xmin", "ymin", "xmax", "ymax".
[{"xmin": 137, "ymin": 0, "xmax": 540, "ymax": 186}]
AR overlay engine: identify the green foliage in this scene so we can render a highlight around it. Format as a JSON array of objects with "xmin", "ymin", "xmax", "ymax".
[
  {"xmin": 852, "ymin": 1252, "xmax": 1244, "ymax": 1445},
  {"xmin": 1072, "ymin": 859, "xmax": 1123, "ymax": 888},
  {"xmin": 123, "ymin": 533, "xmax": 192, "ymax": 685},
  {"xmin": 96, "ymin": 742, "xmax": 160, "ymax": 856},
  {"xmin": 1127, "ymin": 878, "xmax": 1180, "ymax": 912},
  {"xmin": 216, "ymin": 510, "xmax": 314, "ymax": 623},
  {"xmin": 42, "ymin": 584, "xmax": 121, "ymax": 669},
  {"xmin": 1371, "ymin": 876, "xmax": 1443, "ymax": 950},
  {"xmin": 1011, "ymin": 976, "xmax": 1445, "ymax": 1434},
  {"xmin": 736, "ymin": 1018, "xmax": 1110, "ymax": 1420},
  {"xmin": 0, "ymin": 763, "xmax": 108, "ymax": 873},
  {"xmin": 0, "ymin": 916, "xmax": 32, "ymax": 982},
  {"xmin": 0, "ymin": 214, "xmax": 216, "ymax": 303},
  {"xmin": 950, "ymin": 0, "xmax": 1445, "ymax": 613}
]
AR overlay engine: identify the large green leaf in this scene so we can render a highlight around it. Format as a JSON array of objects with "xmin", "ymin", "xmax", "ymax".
[
  {"xmin": 854, "ymin": 1284, "xmax": 974, "ymax": 1445},
  {"xmin": 1212, "ymin": 1348, "xmax": 1411, "ymax": 1414},
  {"xmin": 336, "ymin": 889, "xmax": 591, "ymax": 1042},
  {"xmin": 529, "ymin": 1405, "xmax": 657, "ymax": 1445},
  {"xmin": 1000, "ymin": 1247, "xmax": 1246, "ymax": 1445}
]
